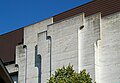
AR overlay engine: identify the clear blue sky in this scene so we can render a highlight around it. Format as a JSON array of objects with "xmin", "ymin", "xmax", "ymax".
[{"xmin": 0, "ymin": 0, "xmax": 92, "ymax": 35}]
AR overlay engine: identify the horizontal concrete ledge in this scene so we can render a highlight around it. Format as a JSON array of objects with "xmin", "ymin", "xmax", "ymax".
[{"xmin": 5, "ymin": 64, "xmax": 18, "ymax": 74}]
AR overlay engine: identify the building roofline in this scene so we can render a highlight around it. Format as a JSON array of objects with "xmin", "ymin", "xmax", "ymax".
[
  {"xmin": 0, "ymin": 0, "xmax": 91, "ymax": 36},
  {"xmin": 0, "ymin": 28, "xmax": 23, "ymax": 36},
  {"xmin": 1, "ymin": 0, "xmax": 120, "ymax": 35},
  {"xmin": 53, "ymin": 0, "xmax": 94, "ymax": 17}
]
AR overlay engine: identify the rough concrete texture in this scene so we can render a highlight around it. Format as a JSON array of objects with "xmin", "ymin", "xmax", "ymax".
[
  {"xmin": 38, "ymin": 31, "xmax": 50, "ymax": 83},
  {"xmin": 96, "ymin": 12, "xmax": 120, "ymax": 83},
  {"xmin": 23, "ymin": 18, "xmax": 53, "ymax": 83},
  {"xmin": 79, "ymin": 13, "xmax": 101, "ymax": 82},
  {"xmin": 37, "ymin": 13, "xmax": 84, "ymax": 83},
  {"xmin": 16, "ymin": 45, "xmax": 26, "ymax": 83},
  {"xmin": 6, "ymin": 64, "xmax": 18, "ymax": 74},
  {"xmin": 14, "ymin": 12, "xmax": 120, "ymax": 83},
  {"xmin": 47, "ymin": 13, "xmax": 84, "ymax": 71}
]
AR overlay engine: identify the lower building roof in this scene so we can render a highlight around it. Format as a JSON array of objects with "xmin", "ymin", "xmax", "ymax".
[{"xmin": 0, "ymin": 59, "xmax": 14, "ymax": 83}]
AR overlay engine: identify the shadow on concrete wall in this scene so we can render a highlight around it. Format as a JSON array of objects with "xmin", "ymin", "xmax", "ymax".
[{"xmin": 35, "ymin": 45, "xmax": 41, "ymax": 83}]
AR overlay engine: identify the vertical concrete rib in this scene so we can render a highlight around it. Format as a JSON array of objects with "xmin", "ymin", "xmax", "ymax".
[
  {"xmin": 47, "ymin": 13, "xmax": 84, "ymax": 74},
  {"xmin": 38, "ymin": 31, "xmax": 50, "ymax": 83},
  {"xmin": 46, "ymin": 34, "xmax": 52, "ymax": 77},
  {"xmin": 16, "ymin": 45, "xmax": 26, "ymax": 83},
  {"xmin": 23, "ymin": 45, "xmax": 27, "ymax": 83},
  {"xmin": 98, "ymin": 12, "xmax": 120, "ymax": 83},
  {"xmin": 24, "ymin": 18, "xmax": 53, "ymax": 83},
  {"xmin": 78, "ymin": 13, "xmax": 85, "ymax": 72},
  {"xmin": 79, "ymin": 13, "xmax": 101, "ymax": 82}
]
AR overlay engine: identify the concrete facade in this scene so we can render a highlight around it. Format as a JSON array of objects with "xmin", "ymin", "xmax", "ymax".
[
  {"xmin": 0, "ymin": 0, "xmax": 120, "ymax": 83},
  {"xmin": 37, "ymin": 13, "xmax": 84, "ymax": 82},
  {"xmin": 96, "ymin": 12, "xmax": 120, "ymax": 83},
  {"xmin": 79, "ymin": 13, "xmax": 101, "ymax": 82},
  {"xmin": 13, "ymin": 11, "xmax": 120, "ymax": 83},
  {"xmin": 24, "ymin": 18, "xmax": 53, "ymax": 83}
]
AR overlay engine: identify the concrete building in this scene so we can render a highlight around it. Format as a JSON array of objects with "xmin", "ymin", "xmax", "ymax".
[{"xmin": 0, "ymin": 0, "xmax": 120, "ymax": 83}]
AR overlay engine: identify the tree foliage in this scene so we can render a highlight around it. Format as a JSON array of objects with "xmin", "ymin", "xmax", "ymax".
[{"xmin": 47, "ymin": 64, "xmax": 95, "ymax": 83}]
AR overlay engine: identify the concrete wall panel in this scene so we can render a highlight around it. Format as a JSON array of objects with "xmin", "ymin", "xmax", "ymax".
[
  {"xmin": 24, "ymin": 18, "xmax": 53, "ymax": 83},
  {"xmin": 79, "ymin": 13, "xmax": 101, "ymax": 82},
  {"xmin": 98, "ymin": 12, "xmax": 120, "ymax": 83},
  {"xmin": 47, "ymin": 13, "xmax": 84, "ymax": 74}
]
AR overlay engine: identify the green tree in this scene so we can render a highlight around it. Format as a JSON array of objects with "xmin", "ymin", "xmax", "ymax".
[{"xmin": 47, "ymin": 64, "xmax": 95, "ymax": 83}]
